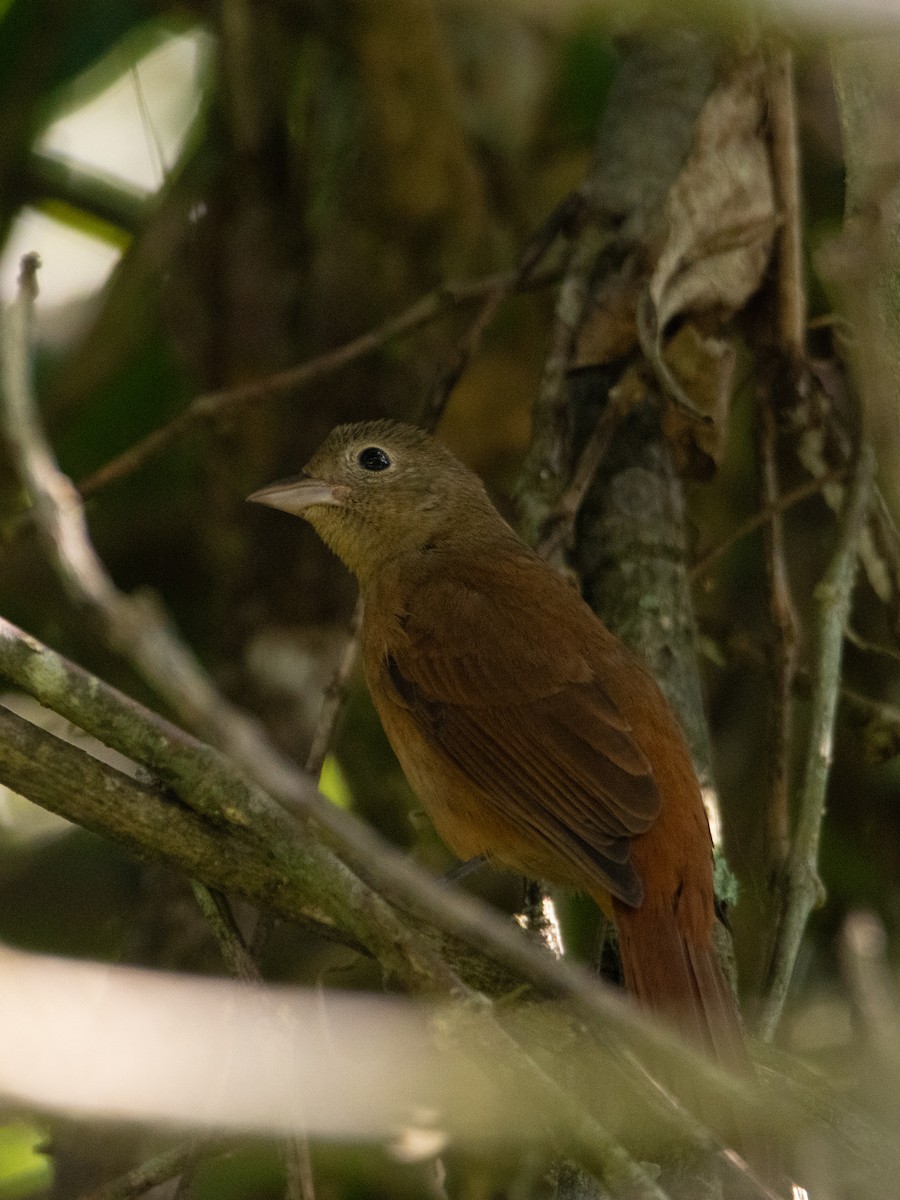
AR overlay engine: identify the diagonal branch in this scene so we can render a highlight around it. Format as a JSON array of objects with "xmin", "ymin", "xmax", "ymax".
[
  {"xmin": 690, "ymin": 469, "xmax": 845, "ymax": 579},
  {"xmin": 75, "ymin": 266, "xmax": 557, "ymax": 503}
]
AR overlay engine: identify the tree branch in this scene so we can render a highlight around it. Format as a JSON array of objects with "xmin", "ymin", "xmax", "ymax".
[
  {"xmin": 756, "ymin": 442, "xmax": 876, "ymax": 1041},
  {"xmin": 758, "ymin": 46, "xmax": 806, "ymax": 885}
]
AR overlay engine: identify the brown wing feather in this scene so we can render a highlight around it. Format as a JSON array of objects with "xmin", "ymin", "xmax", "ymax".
[{"xmin": 381, "ymin": 558, "xmax": 663, "ymax": 906}]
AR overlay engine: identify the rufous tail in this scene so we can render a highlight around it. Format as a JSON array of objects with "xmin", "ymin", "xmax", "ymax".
[
  {"xmin": 611, "ymin": 895, "xmax": 793, "ymax": 1196},
  {"xmin": 611, "ymin": 895, "xmax": 747, "ymax": 1071}
]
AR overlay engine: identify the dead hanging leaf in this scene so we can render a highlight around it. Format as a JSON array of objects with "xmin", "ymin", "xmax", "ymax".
[
  {"xmin": 648, "ymin": 58, "xmax": 776, "ymax": 334},
  {"xmin": 660, "ymin": 324, "xmax": 735, "ymax": 479},
  {"xmin": 570, "ymin": 56, "xmax": 774, "ymax": 480},
  {"xmin": 626, "ymin": 57, "xmax": 776, "ymax": 471}
]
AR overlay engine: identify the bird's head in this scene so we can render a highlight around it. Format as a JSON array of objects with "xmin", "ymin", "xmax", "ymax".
[{"xmin": 248, "ymin": 420, "xmax": 501, "ymax": 584}]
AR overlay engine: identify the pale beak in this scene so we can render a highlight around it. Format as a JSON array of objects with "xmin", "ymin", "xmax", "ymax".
[{"xmin": 247, "ymin": 472, "xmax": 346, "ymax": 515}]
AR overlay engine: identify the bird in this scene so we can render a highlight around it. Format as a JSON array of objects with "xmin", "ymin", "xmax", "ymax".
[{"xmin": 248, "ymin": 419, "xmax": 744, "ymax": 1063}]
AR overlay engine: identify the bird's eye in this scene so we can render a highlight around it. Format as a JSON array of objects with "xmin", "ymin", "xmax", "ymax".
[{"xmin": 357, "ymin": 446, "xmax": 392, "ymax": 472}]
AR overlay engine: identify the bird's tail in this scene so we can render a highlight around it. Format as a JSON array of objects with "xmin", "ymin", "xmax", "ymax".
[
  {"xmin": 609, "ymin": 895, "xmax": 791, "ymax": 1195},
  {"xmin": 611, "ymin": 894, "xmax": 747, "ymax": 1071}
]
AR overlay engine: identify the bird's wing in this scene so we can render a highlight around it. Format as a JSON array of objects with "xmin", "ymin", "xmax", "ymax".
[{"xmin": 383, "ymin": 560, "xmax": 663, "ymax": 905}]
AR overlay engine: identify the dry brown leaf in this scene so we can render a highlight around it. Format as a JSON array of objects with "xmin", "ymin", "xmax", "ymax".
[{"xmin": 649, "ymin": 58, "xmax": 776, "ymax": 333}]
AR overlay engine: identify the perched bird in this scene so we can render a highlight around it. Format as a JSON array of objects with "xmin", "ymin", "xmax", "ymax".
[{"xmin": 248, "ymin": 420, "xmax": 743, "ymax": 1061}]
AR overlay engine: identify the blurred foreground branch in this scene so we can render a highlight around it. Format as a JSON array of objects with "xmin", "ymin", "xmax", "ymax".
[{"xmin": 0, "ymin": 938, "xmax": 778, "ymax": 1200}]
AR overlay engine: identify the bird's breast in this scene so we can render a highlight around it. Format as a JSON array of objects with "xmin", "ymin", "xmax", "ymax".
[{"xmin": 364, "ymin": 647, "xmax": 499, "ymax": 862}]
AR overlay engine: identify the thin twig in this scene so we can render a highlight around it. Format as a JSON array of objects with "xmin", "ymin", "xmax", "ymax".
[
  {"xmin": 845, "ymin": 624, "xmax": 900, "ymax": 665},
  {"xmin": 758, "ymin": 400, "xmax": 798, "ymax": 875},
  {"xmin": 760, "ymin": 42, "xmax": 806, "ymax": 880},
  {"xmin": 191, "ymin": 881, "xmax": 261, "ymax": 983},
  {"xmin": 690, "ymin": 469, "xmax": 845, "ymax": 579},
  {"xmin": 635, "ymin": 286, "xmax": 715, "ymax": 426},
  {"xmin": 838, "ymin": 683, "xmax": 900, "ymax": 762},
  {"xmin": 517, "ymin": 219, "xmax": 608, "ymax": 551},
  {"xmin": 756, "ymin": 442, "xmax": 875, "ymax": 1041},
  {"xmin": 304, "ymin": 600, "xmax": 363, "ymax": 779},
  {"xmin": 765, "ymin": 44, "xmax": 807, "ymax": 357},
  {"xmin": 74, "ymin": 267, "xmax": 556, "ymax": 502},
  {"xmin": 250, "ymin": 599, "xmax": 363, "ymax": 960},
  {"xmin": 535, "ymin": 388, "xmax": 630, "ymax": 561},
  {"xmin": 419, "ymin": 191, "xmax": 584, "ymax": 430}
]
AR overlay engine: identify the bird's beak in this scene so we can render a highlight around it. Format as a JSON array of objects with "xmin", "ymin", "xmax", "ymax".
[{"xmin": 247, "ymin": 473, "xmax": 347, "ymax": 515}]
